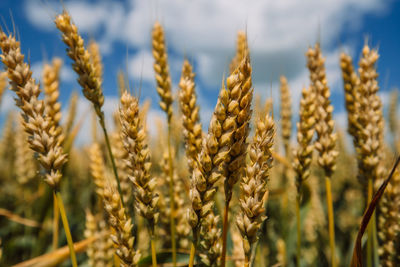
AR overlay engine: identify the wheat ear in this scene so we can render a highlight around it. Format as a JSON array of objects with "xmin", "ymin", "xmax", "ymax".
[
  {"xmin": 152, "ymin": 21, "xmax": 177, "ymax": 265},
  {"xmin": 357, "ymin": 44, "xmax": 385, "ymax": 266},
  {"xmin": 88, "ymin": 39, "xmax": 103, "ymax": 84},
  {"xmin": 388, "ymin": 89, "xmax": 398, "ymax": 150},
  {"xmin": 220, "ymin": 55, "xmax": 254, "ymax": 267},
  {"xmin": 103, "ymin": 184, "xmax": 140, "ymax": 266},
  {"xmin": 306, "ymin": 43, "xmax": 338, "ymax": 267},
  {"xmin": 43, "ymin": 58, "xmax": 63, "ymax": 137},
  {"xmin": 279, "ymin": 76, "xmax": 292, "ymax": 155},
  {"xmin": 55, "ymin": 10, "xmax": 124, "ymax": 204},
  {"xmin": 152, "ymin": 21, "xmax": 173, "ymax": 122},
  {"xmin": 178, "ymin": 59, "xmax": 202, "ymax": 174},
  {"xmin": 0, "ymin": 30, "xmax": 75, "ymax": 266},
  {"xmin": 340, "ymin": 52, "xmax": 360, "ymax": 141},
  {"xmin": 293, "ymin": 86, "xmax": 316, "ymax": 266},
  {"xmin": 229, "ymin": 31, "xmax": 248, "ymax": 73},
  {"xmin": 0, "ymin": 71, "xmax": 7, "ymax": 106},
  {"xmin": 120, "ymin": 92, "xmax": 159, "ymax": 266},
  {"xmin": 236, "ymin": 114, "xmax": 275, "ymax": 266}
]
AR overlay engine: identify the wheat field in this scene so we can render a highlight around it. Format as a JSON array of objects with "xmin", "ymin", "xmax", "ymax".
[{"xmin": 0, "ymin": 7, "xmax": 399, "ymax": 267}]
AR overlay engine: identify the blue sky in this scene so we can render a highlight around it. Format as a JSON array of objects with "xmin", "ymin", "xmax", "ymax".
[{"xmin": 0, "ymin": 0, "xmax": 399, "ymax": 143}]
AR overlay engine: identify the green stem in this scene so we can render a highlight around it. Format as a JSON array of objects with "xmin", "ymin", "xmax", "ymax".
[
  {"xmin": 221, "ymin": 200, "xmax": 230, "ymax": 267},
  {"xmin": 325, "ymin": 177, "xmax": 336, "ymax": 267},
  {"xmin": 167, "ymin": 123, "xmax": 177, "ymax": 267},
  {"xmin": 55, "ymin": 191, "xmax": 77, "ymax": 267},
  {"xmin": 99, "ymin": 116, "xmax": 124, "ymax": 206}
]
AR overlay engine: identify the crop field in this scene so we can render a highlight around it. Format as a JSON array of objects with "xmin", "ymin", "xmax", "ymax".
[{"xmin": 0, "ymin": 6, "xmax": 399, "ymax": 267}]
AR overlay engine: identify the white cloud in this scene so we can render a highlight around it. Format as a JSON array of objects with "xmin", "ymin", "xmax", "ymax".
[{"xmin": 128, "ymin": 49, "xmax": 155, "ymax": 83}]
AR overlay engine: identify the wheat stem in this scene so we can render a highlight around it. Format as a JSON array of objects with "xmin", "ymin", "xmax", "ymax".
[
  {"xmin": 325, "ymin": 177, "xmax": 336, "ymax": 267},
  {"xmin": 52, "ymin": 192, "xmax": 59, "ymax": 251},
  {"xmin": 188, "ymin": 243, "xmax": 195, "ymax": 267},
  {"xmin": 296, "ymin": 194, "xmax": 301, "ymax": 267},
  {"xmin": 167, "ymin": 124, "xmax": 177, "ymax": 267},
  {"xmin": 221, "ymin": 201, "xmax": 230, "ymax": 267},
  {"xmin": 366, "ymin": 178, "xmax": 373, "ymax": 267},
  {"xmin": 151, "ymin": 235, "xmax": 157, "ymax": 267},
  {"xmin": 99, "ymin": 117, "xmax": 124, "ymax": 206},
  {"xmin": 55, "ymin": 191, "xmax": 77, "ymax": 267}
]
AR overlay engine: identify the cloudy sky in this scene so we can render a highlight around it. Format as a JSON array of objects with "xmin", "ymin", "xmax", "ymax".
[{"xmin": 0, "ymin": 0, "xmax": 399, "ymax": 143}]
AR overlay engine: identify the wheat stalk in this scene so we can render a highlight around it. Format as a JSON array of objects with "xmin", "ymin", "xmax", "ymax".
[
  {"xmin": 306, "ymin": 43, "xmax": 338, "ymax": 267},
  {"xmin": 152, "ymin": 21, "xmax": 177, "ymax": 265},
  {"xmin": 356, "ymin": 44, "xmax": 385, "ymax": 267},
  {"xmin": 292, "ymin": 86, "xmax": 316, "ymax": 266}
]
